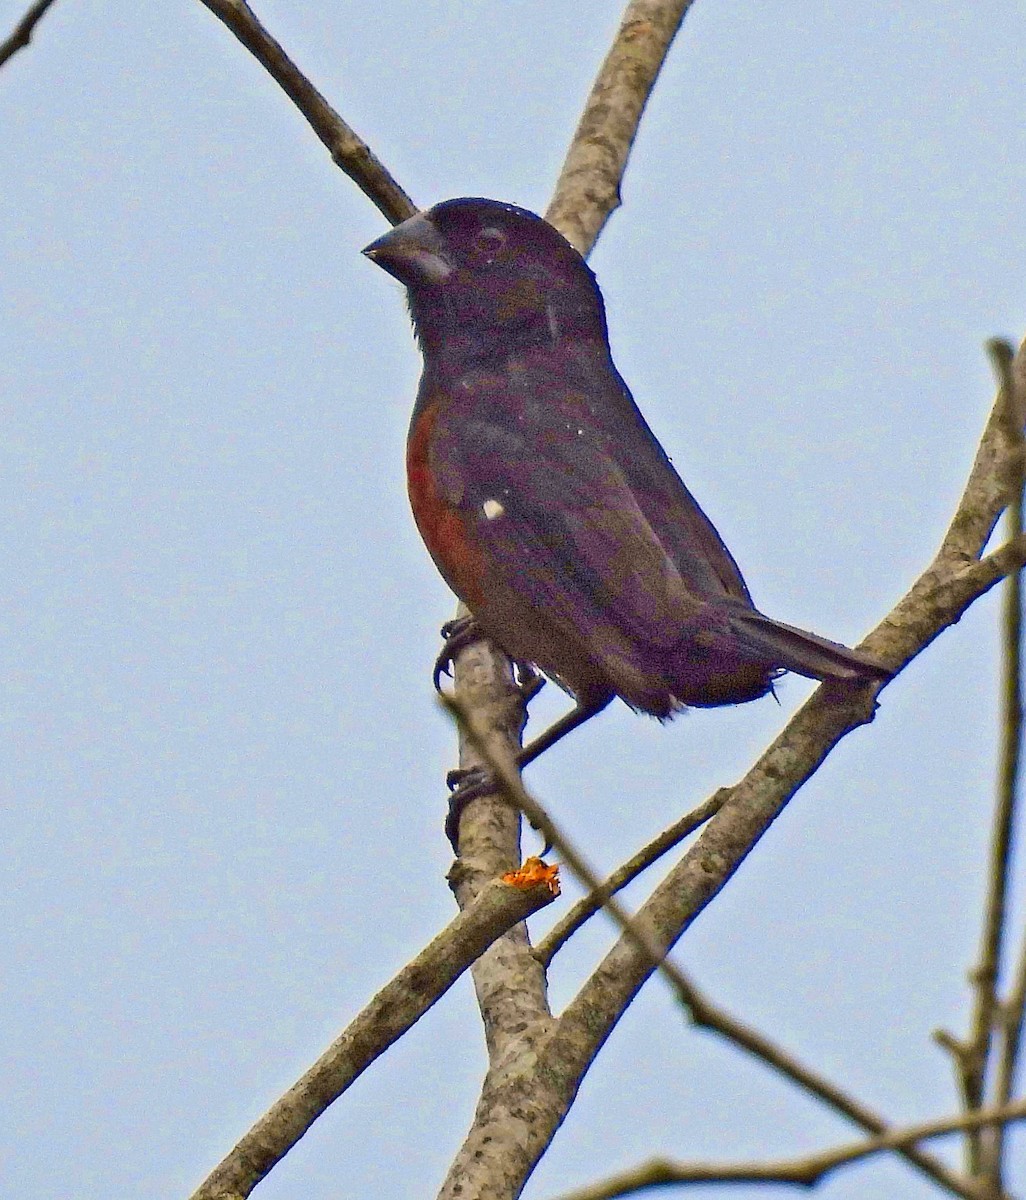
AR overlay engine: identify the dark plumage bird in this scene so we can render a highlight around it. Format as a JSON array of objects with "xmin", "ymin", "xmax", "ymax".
[{"xmin": 364, "ymin": 198, "xmax": 890, "ymax": 840}]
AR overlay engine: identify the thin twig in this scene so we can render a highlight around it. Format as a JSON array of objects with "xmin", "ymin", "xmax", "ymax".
[
  {"xmin": 187, "ymin": 873, "xmax": 558, "ymax": 1200},
  {"xmin": 546, "ymin": 0, "xmax": 698, "ymax": 255},
  {"xmin": 441, "ymin": 691, "xmax": 680, "ymax": 989},
  {"xmin": 995, "ymin": 928, "xmax": 1026, "ymax": 1112},
  {"xmin": 196, "ymin": 0, "xmax": 416, "ymax": 225},
  {"xmin": 0, "ymin": 0, "xmax": 59, "ymax": 70},
  {"xmin": 933, "ymin": 341, "xmax": 1025, "ymax": 1186},
  {"xmin": 535, "ymin": 789, "xmax": 730, "ymax": 966},
  {"xmin": 983, "ymin": 339, "xmax": 1025, "ymax": 1184},
  {"xmin": 546, "ymin": 1101, "xmax": 1026, "ymax": 1200}
]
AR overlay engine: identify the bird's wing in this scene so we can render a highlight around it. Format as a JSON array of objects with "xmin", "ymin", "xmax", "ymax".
[
  {"xmin": 429, "ymin": 384, "xmax": 708, "ymax": 651},
  {"xmin": 571, "ymin": 354, "xmax": 756, "ymax": 604}
]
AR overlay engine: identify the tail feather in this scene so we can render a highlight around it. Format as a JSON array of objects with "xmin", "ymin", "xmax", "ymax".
[{"xmin": 728, "ymin": 608, "xmax": 891, "ymax": 684}]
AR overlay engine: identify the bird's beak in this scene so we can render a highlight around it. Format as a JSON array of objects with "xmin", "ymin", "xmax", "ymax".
[{"xmin": 362, "ymin": 211, "xmax": 453, "ymax": 286}]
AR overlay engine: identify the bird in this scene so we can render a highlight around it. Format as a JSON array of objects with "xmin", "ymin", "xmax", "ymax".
[{"xmin": 363, "ymin": 197, "xmax": 891, "ymax": 846}]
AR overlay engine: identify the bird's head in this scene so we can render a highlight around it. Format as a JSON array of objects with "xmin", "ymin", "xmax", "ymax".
[{"xmin": 363, "ymin": 197, "xmax": 608, "ymax": 364}]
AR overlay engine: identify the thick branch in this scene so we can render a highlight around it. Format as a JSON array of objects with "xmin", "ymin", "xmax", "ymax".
[
  {"xmin": 547, "ymin": 1101, "xmax": 1026, "ymax": 1200},
  {"xmin": 440, "ymin": 0, "xmax": 701, "ymax": 1115},
  {"xmin": 196, "ymin": 0, "xmax": 416, "ymax": 225},
  {"xmin": 445, "ymin": 635, "xmax": 554, "ymax": 1063},
  {"xmin": 546, "ymin": 0, "xmax": 698, "ymax": 255},
  {"xmin": 188, "ymin": 874, "xmax": 557, "ymax": 1200},
  {"xmin": 0, "ymin": 0, "xmax": 59, "ymax": 70}
]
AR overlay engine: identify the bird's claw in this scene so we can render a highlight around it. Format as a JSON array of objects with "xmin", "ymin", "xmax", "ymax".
[
  {"xmin": 434, "ymin": 619, "xmax": 545, "ymax": 705},
  {"xmin": 514, "ymin": 661, "xmax": 545, "ymax": 702},
  {"xmin": 445, "ymin": 766, "xmax": 497, "ymax": 849},
  {"xmin": 433, "ymin": 616, "xmax": 485, "ymax": 691}
]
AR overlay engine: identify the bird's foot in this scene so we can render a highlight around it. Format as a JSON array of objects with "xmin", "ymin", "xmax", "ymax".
[
  {"xmin": 433, "ymin": 616, "xmax": 485, "ymax": 690},
  {"xmin": 513, "ymin": 660, "xmax": 545, "ymax": 703},
  {"xmin": 445, "ymin": 766, "xmax": 497, "ymax": 850},
  {"xmin": 445, "ymin": 766, "xmax": 553, "ymax": 856},
  {"xmin": 434, "ymin": 618, "xmax": 544, "ymax": 704}
]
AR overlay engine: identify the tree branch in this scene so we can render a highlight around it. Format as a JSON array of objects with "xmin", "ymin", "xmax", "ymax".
[
  {"xmin": 196, "ymin": 0, "xmax": 416, "ymax": 225},
  {"xmin": 546, "ymin": 0, "xmax": 698, "ymax": 255},
  {"xmin": 436, "ymin": 4, "xmax": 704, "ymax": 1179},
  {"xmin": 445, "ymin": 636, "xmax": 554, "ymax": 1064},
  {"xmin": 672, "ymin": 972, "xmax": 982, "ymax": 1200},
  {"xmin": 535, "ymin": 789, "xmax": 730, "ymax": 967},
  {"xmin": 933, "ymin": 339, "xmax": 1026, "ymax": 1187},
  {"xmin": 546, "ymin": 1101, "xmax": 1026, "ymax": 1200},
  {"xmin": 439, "ymin": 341, "xmax": 1026, "ymax": 1198},
  {"xmin": 0, "ymin": 0, "xmax": 59, "ymax": 70},
  {"xmin": 972, "ymin": 340, "xmax": 1024, "ymax": 1184},
  {"xmin": 187, "ymin": 873, "xmax": 558, "ymax": 1200}
]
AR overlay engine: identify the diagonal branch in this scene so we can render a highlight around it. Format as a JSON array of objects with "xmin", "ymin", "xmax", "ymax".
[
  {"xmin": 187, "ymin": 872, "xmax": 558, "ymax": 1200},
  {"xmin": 546, "ymin": 0, "xmax": 699, "ymax": 255},
  {"xmin": 196, "ymin": 0, "xmax": 416, "ymax": 225},
  {"xmin": 439, "ymin": 339, "xmax": 1026, "ymax": 1199},
  {"xmin": 546, "ymin": 1100, "xmax": 1026, "ymax": 1200},
  {"xmin": 0, "ymin": 0, "xmax": 59, "ymax": 70},
  {"xmin": 674, "ymin": 973, "xmax": 981, "ymax": 1200},
  {"xmin": 535, "ymin": 789, "xmax": 730, "ymax": 966}
]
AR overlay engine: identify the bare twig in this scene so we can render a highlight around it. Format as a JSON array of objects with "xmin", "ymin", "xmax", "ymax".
[
  {"xmin": 546, "ymin": 0, "xmax": 698, "ymax": 255},
  {"xmin": 535, "ymin": 789, "xmax": 730, "ymax": 967},
  {"xmin": 996, "ymin": 929, "xmax": 1026, "ymax": 1113},
  {"xmin": 547, "ymin": 1101, "xmax": 1026, "ymax": 1200},
  {"xmin": 933, "ymin": 340, "xmax": 1025, "ymax": 1187},
  {"xmin": 0, "ymin": 0, "xmax": 59, "ymax": 70},
  {"xmin": 196, "ymin": 0, "xmax": 416, "ymax": 225},
  {"xmin": 674, "ymin": 973, "xmax": 982, "ymax": 1200},
  {"xmin": 187, "ymin": 873, "xmax": 558, "ymax": 1200},
  {"xmin": 980, "ymin": 340, "xmax": 1025, "ymax": 1184}
]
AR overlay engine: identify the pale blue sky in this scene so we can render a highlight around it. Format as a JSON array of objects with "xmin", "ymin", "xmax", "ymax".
[{"xmin": 2, "ymin": 3, "xmax": 1025, "ymax": 1197}]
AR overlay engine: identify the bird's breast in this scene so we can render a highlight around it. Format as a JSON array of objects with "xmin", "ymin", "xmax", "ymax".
[{"xmin": 406, "ymin": 397, "xmax": 486, "ymax": 609}]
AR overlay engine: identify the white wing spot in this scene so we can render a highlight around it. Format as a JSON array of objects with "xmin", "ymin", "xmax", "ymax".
[{"xmin": 482, "ymin": 499, "xmax": 505, "ymax": 521}]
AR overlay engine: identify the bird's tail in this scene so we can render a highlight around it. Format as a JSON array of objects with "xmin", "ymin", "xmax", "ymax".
[{"xmin": 728, "ymin": 607, "xmax": 892, "ymax": 684}]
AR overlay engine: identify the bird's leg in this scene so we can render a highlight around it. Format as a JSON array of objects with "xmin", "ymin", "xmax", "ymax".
[{"xmin": 444, "ymin": 697, "xmax": 609, "ymax": 850}]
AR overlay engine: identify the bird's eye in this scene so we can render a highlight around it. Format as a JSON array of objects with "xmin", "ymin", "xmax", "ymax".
[{"xmin": 475, "ymin": 226, "xmax": 507, "ymax": 258}]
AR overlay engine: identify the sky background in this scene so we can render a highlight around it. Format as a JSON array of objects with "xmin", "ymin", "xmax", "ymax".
[{"xmin": 2, "ymin": 2, "xmax": 1025, "ymax": 1197}]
